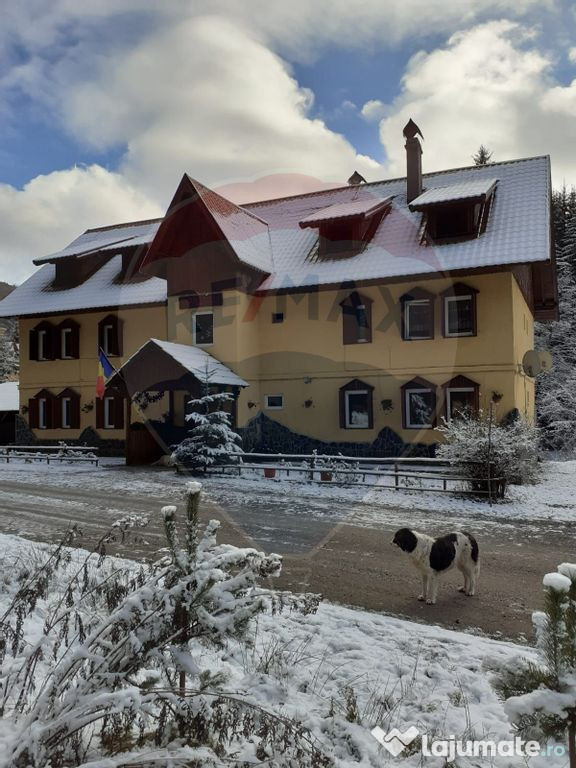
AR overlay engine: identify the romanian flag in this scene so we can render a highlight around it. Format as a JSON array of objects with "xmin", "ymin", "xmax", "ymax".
[{"xmin": 96, "ymin": 348, "xmax": 116, "ymax": 399}]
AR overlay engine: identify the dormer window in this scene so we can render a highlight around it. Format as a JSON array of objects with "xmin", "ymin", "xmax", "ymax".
[
  {"xmin": 409, "ymin": 178, "xmax": 497, "ymax": 244},
  {"xmin": 299, "ymin": 196, "xmax": 391, "ymax": 259}
]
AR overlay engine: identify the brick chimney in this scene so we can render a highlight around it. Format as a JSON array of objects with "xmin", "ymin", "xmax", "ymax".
[{"xmin": 403, "ymin": 119, "xmax": 423, "ymax": 203}]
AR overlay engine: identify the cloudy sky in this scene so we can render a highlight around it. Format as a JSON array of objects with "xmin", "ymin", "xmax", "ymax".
[{"xmin": 1, "ymin": 0, "xmax": 575, "ymax": 283}]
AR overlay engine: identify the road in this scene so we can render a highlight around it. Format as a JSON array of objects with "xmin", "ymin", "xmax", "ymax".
[{"xmin": 0, "ymin": 474, "xmax": 573, "ymax": 641}]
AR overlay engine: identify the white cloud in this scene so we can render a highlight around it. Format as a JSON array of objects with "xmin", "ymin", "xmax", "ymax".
[
  {"xmin": 0, "ymin": 166, "xmax": 160, "ymax": 284},
  {"xmin": 376, "ymin": 21, "xmax": 576, "ymax": 187},
  {"xmin": 361, "ymin": 100, "xmax": 387, "ymax": 122},
  {"xmin": 569, "ymin": 47, "xmax": 576, "ymax": 63}
]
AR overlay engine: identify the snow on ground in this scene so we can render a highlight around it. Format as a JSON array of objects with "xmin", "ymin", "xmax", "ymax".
[
  {"xmin": 1, "ymin": 456, "xmax": 575, "ymax": 529},
  {"xmin": 0, "ymin": 531, "xmax": 565, "ymax": 767}
]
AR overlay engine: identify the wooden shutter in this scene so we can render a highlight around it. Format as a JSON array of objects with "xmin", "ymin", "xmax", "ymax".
[
  {"xmin": 28, "ymin": 398, "xmax": 39, "ymax": 428},
  {"xmin": 29, "ymin": 328, "xmax": 39, "ymax": 361},
  {"xmin": 113, "ymin": 394, "xmax": 125, "ymax": 429},
  {"xmin": 70, "ymin": 392, "xmax": 81, "ymax": 429},
  {"xmin": 98, "ymin": 315, "xmax": 123, "ymax": 356},
  {"xmin": 57, "ymin": 319, "xmax": 80, "ymax": 359}
]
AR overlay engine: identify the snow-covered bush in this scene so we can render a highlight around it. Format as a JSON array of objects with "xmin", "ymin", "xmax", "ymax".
[
  {"xmin": 493, "ymin": 563, "xmax": 576, "ymax": 762},
  {"xmin": 436, "ymin": 410, "xmax": 540, "ymax": 493},
  {"xmin": 0, "ymin": 320, "xmax": 18, "ymax": 382},
  {"xmin": 0, "ymin": 483, "xmax": 327, "ymax": 767},
  {"xmin": 172, "ymin": 389, "xmax": 243, "ymax": 471}
]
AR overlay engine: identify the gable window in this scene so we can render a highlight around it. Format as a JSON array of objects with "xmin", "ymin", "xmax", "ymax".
[
  {"xmin": 61, "ymin": 397, "xmax": 71, "ymax": 428},
  {"xmin": 401, "ymin": 377, "xmax": 437, "ymax": 429},
  {"xmin": 56, "ymin": 388, "xmax": 80, "ymax": 429},
  {"xmin": 265, "ymin": 394, "xmax": 284, "ymax": 410},
  {"xmin": 38, "ymin": 398, "xmax": 48, "ymax": 429},
  {"xmin": 30, "ymin": 321, "xmax": 55, "ymax": 361},
  {"xmin": 339, "ymin": 379, "xmax": 374, "ymax": 429},
  {"xmin": 442, "ymin": 283, "xmax": 478, "ymax": 337},
  {"xmin": 341, "ymin": 292, "xmax": 372, "ymax": 345},
  {"xmin": 193, "ymin": 312, "xmax": 214, "ymax": 346},
  {"xmin": 98, "ymin": 315, "xmax": 123, "ymax": 357},
  {"xmin": 58, "ymin": 319, "xmax": 80, "ymax": 359},
  {"xmin": 443, "ymin": 376, "xmax": 479, "ymax": 420},
  {"xmin": 400, "ymin": 289, "xmax": 435, "ymax": 340}
]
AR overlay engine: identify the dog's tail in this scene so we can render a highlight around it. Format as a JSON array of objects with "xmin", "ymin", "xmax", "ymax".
[{"xmin": 462, "ymin": 531, "xmax": 479, "ymax": 563}]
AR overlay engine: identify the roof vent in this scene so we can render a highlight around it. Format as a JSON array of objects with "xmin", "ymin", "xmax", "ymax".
[
  {"xmin": 347, "ymin": 171, "xmax": 367, "ymax": 186},
  {"xmin": 403, "ymin": 119, "xmax": 423, "ymax": 204}
]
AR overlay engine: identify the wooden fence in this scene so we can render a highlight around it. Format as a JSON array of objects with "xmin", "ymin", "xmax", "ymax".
[
  {"xmin": 204, "ymin": 452, "xmax": 505, "ymax": 499},
  {"xmin": 0, "ymin": 445, "xmax": 99, "ymax": 466}
]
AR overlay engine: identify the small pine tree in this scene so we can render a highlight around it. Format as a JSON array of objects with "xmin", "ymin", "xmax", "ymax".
[
  {"xmin": 494, "ymin": 564, "xmax": 576, "ymax": 765},
  {"xmin": 472, "ymin": 145, "xmax": 493, "ymax": 166},
  {"xmin": 172, "ymin": 366, "xmax": 243, "ymax": 471}
]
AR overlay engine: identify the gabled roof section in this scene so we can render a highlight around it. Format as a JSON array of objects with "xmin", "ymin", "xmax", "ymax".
[
  {"xmin": 299, "ymin": 195, "xmax": 392, "ymax": 228},
  {"xmin": 140, "ymin": 175, "xmax": 272, "ymax": 275},
  {"xmin": 34, "ymin": 220, "xmax": 162, "ymax": 265},
  {"xmin": 409, "ymin": 178, "xmax": 498, "ymax": 210}
]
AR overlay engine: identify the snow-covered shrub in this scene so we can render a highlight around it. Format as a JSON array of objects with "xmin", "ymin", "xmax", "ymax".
[
  {"xmin": 172, "ymin": 389, "xmax": 243, "ymax": 471},
  {"xmin": 0, "ymin": 483, "xmax": 328, "ymax": 767},
  {"xmin": 0, "ymin": 320, "xmax": 18, "ymax": 381},
  {"xmin": 436, "ymin": 410, "xmax": 540, "ymax": 494},
  {"xmin": 493, "ymin": 563, "xmax": 576, "ymax": 762}
]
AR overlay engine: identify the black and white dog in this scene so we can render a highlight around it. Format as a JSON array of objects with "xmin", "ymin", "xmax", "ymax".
[{"xmin": 392, "ymin": 528, "xmax": 480, "ymax": 605}]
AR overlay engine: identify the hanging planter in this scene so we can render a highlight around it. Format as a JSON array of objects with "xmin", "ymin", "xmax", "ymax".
[
  {"xmin": 264, "ymin": 468, "xmax": 276, "ymax": 479},
  {"xmin": 320, "ymin": 470, "xmax": 333, "ymax": 482}
]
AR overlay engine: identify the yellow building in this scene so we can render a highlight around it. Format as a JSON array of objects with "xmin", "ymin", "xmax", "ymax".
[{"xmin": 0, "ymin": 124, "xmax": 557, "ymax": 461}]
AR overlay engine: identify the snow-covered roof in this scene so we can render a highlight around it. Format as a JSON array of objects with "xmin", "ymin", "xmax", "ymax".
[
  {"xmin": 299, "ymin": 196, "xmax": 392, "ymax": 227},
  {"xmin": 0, "ymin": 381, "xmax": 18, "ymax": 412},
  {"xmin": 408, "ymin": 178, "xmax": 498, "ymax": 209},
  {"xmin": 117, "ymin": 338, "xmax": 248, "ymax": 387},
  {"xmin": 0, "ymin": 155, "xmax": 552, "ymax": 319},
  {"xmin": 34, "ymin": 220, "xmax": 161, "ymax": 265},
  {"xmin": 0, "ymin": 256, "xmax": 166, "ymax": 318}
]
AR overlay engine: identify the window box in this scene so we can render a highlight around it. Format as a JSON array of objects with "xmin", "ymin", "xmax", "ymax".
[{"xmin": 264, "ymin": 468, "xmax": 276, "ymax": 479}]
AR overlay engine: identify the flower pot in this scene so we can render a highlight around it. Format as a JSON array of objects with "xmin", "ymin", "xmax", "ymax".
[
  {"xmin": 264, "ymin": 468, "xmax": 276, "ymax": 479},
  {"xmin": 320, "ymin": 471, "xmax": 333, "ymax": 482}
]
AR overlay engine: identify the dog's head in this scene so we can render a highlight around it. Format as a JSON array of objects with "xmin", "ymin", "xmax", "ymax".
[{"xmin": 392, "ymin": 528, "xmax": 418, "ymax": 553}]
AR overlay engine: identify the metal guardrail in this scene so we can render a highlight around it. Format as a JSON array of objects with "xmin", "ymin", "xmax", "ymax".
[{"xmin": 0, "ymin": 445, "xmax": 99, "ymax": 466}]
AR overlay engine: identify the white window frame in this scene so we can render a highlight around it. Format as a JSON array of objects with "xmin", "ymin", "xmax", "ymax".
[
  {"xmin": 38, "ymin": 398, "xmax": 48, "ymax": 429},
  {"xmin": 344, "ymin": 389, "xmax": 369, "ymax": 429},
  {"xmin": 61, "ymin": 397, "xmax": 72, "ymax": 429},
  {"xmin": 101, "ymin": 324, "xmax": 114, "ymax": 356},
  {"xmin": 192, "ymin": 312, "xmax": 214, "ymax": 346},
  {"xmin": 61, "ymin": 328, "xmax": 72, "ymax": 359},
  {"xmin": 264, "ymin": 394, "xmax": 284, "ymax": 410},
  {"xmin": 405, "ymin": 388, "xmax": 435, "ymax": 429},
  {"xmin": 446, "ymin": 387, "xmax": 475, "ymax": 421},
  {"xmin": 404, "ymin": 299, "xmax": 433, "ymax": 340},
  {"xmin": 444, "ymin": 295, "xmax": 474, "ymax": 338},
  {"xmin": 37, "ymin": 329, "xmax": 47, "ymax": 361},
  {"xmin": 104, "ymin": 396, "xmax": 115, "ymax": 429}
]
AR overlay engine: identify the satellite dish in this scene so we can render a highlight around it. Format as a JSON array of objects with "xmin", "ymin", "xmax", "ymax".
[
  {"xmin": 539, "ymin": 349, "xmax": 553, "ymax": 373},
  {"xmin": 522, "ymin": 350, "xmax": 541, "ymax": 377}
]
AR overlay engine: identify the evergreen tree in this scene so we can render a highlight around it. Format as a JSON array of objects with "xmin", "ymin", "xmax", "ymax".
[
  {"xmin": 0, "ymin": 320, "xmax": 18, "ymax": 381},
  {"xmin": 494, "ymin": 563, "xmax": 576, "ymax": 765},
  {"xmin": 172, "ymin": 367, "xmax": 243, "ymax": 470},
  {"xmin": 472, "ymin": 145, "xmax": 493, "ymax": 165}
]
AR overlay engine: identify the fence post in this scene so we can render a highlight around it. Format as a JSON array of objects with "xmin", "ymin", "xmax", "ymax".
[{"xmin": 394, "ymin": 461, "xmax": 399, "ymax": 489}]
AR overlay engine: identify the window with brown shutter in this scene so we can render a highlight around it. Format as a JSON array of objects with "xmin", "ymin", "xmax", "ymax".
[
  {"xmin": 29, "ymin": 389, "xmax": 56, "ymax": 429},
  {"xmin": 56, "ymin": 388, "xmax": 81, "ymax": 429},
  {"xmin": 400, "ymin": 288, "xmax": 435, "ymax": 340},
  {"xmin": 339, "ymin": 379, "xmax": 374, "ymax": 429},
  {"xmin": 29, "ymin": 321, "xmax": 56, "ymax": 361},
  {"xmin": 98, "ymin": 315, "xmax": 123, "ymax": 357},
  {"xmin": 57, "ymin": 319, "xmax": 80, "ymax": 359},
  {"xmin": 341, "ymin": 292, "xmax": 372, "ymax": 345},
  {"xmin": 96, "ymin": 391, "xmax": 124, "ymax": 430}
]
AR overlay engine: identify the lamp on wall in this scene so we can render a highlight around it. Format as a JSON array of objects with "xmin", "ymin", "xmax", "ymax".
[
  {"xmin": 82, "ymin": 401, "xmax": 95, "ymax": 413},
  {"xmin": 247, "ymin": 401, "xmax": 259, "ymax": 409},
  {"xmin": 380, "ymin": 399, "xmax": 393, "ymax": 413},
  {"xmin": 304, "ymin": 399, "xmax": 313, "ymax": 408},
  {"xmin": 491, "ymin": 391, "xmax": 503, "ymax": 403}
]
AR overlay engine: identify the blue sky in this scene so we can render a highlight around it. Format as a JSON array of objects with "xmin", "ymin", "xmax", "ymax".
[{"xmin": 0, "ymin": 1, "xmax": 575, "ymax": 283}]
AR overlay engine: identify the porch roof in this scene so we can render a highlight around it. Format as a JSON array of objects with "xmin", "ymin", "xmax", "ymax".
[{"xmin": 108, "ymin": 338, "xmax": 248, "ymax": 394}]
